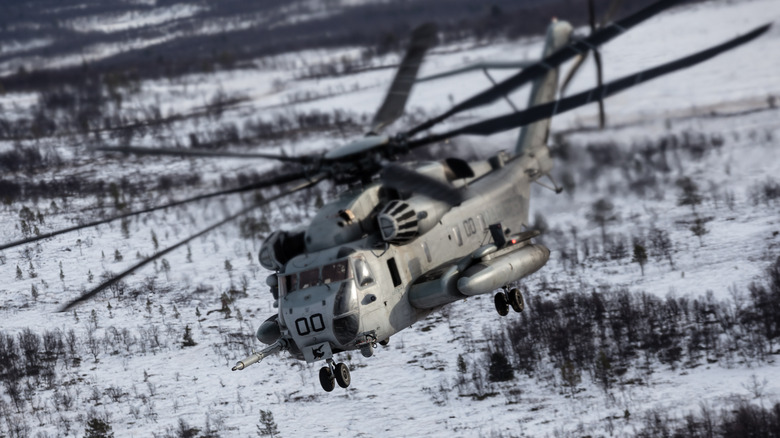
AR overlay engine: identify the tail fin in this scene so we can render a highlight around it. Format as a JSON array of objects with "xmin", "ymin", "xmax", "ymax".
[{"xmin": 515, "ymin": 20, "xmax": 573, "ymax": 157}]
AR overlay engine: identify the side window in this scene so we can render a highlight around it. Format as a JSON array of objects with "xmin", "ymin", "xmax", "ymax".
[
  {"xmin": 422, "ymin": 242, "xmax": 432, "ymax": 263},
  {"xmin": 451, "ymin": 226, "xmax": 463, "ymax": 246},
  {"xmin": 299, "ymin": 268, "xmax": 320, "ymax": 289},
  {"xmin": 387, "ymin": 257, "xmax": 402, "ymax": 287},
  {"xmin": 353, "ymin": 256, "xmax": 375, "ymax": 288},
  {"xmin": 282, "ymin": 274, "xmax": 298, "ymax": 294},
  {"xmin": 477, "ymin": 214, "xmax": 486, "ymax": 232}
]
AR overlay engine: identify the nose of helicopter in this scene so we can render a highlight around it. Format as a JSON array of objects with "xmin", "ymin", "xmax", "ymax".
[{"xmin": 280, "ymin": 281, "xmax": 360, "ymax": 354}]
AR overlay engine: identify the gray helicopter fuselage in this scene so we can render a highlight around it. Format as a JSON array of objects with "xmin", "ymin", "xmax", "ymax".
[
  {"xmin": 268, "ymin": 19, "xmax": 574, "ymax": 365},
  {"xmin": 275, "ymin": 150, "xmax": 546, "ymax": 363}
]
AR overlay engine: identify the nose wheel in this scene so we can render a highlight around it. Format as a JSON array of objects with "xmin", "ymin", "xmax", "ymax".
[
  {"xmin": 334, "ymin": 362, "xmax": 351, "ymax": 388},
  {"xmin": 494, "ymin": 287, "xmax": 524, "ymax": 316},
  {"xmin": 319, "ymin": 366, "xmax": 335, "ymax": 392},
  {"xmin": 319, "ymin": 359, "xmax": 351, "ymax": 392}
]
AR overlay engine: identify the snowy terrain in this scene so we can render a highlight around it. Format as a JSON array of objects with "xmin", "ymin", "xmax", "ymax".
[{"xmin": 1, "ymin": 0, "xmax": 780, "ymax": 436}]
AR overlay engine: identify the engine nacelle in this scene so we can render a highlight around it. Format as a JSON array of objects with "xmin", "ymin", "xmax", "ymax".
[
  {"xmin": 408, "ymin": 240, "xmax": 549, "ymax": 309},
  {"xmin": 378, "ymin": 197, "xmax": 449, "ymax": 244},
  {"xmin": 457, "ymin": 244, "xmax": 549, "ymax": 296}
]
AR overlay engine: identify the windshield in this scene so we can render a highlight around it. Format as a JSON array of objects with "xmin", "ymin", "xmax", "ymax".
[
  {"xmin": 280, "ymin": 259, "xmax": 351, "ymax": 294},
  {"xmin": 299, "ymin": 268, "xmax": 319, "ymax": 289},
  {"xmin": 323, "ymin": 260, "xmax": 349, "ymax": 284}
]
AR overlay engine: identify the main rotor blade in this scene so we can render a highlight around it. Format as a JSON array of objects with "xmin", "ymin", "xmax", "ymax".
[
  {"xmin": 403, "ymin": 0, "xmax": 682, "ymax": 137},
  {"xmin": 589, "ymin": 0, "xmax": 607, "ymax": 129},
  {"xmin": 94, "ymin": 146, "xmax": 311, "ymax": 163},
  {"xmin": 58, "ymin": 175, "xmax": 326, "ymax": 312},
  {"xmin": 380, "ymin": 163, "xmax": 464, "ymax": 205},
  {"xmin": 370, "ymin": 22, "xmax": 438, "ymax": 133},
  {"xmin": 0, "ymin": 170, "xmax": 308, "ymax": 252},
  {"xmin": 592, "ymin": 47, "xmax": 607, "ymax": 129},
  {"xmin": 407, "ymin": 24, "xmax": 771, "ymax": 146}
]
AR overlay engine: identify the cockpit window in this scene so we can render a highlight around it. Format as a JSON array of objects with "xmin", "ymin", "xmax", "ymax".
[
  {"xmin": 353, "ymin": 256, "xmax": 375, "ymax": 288},
  {"xmin": 299, "ymin": 268, "xmax": 320, "ymax": 290},
  {"xmin": 322, "ymin": 260, "xmax": 349, "ymax": 284},
  {"xmin": 281, "ymin": 274, "xmax": 297, "ymax": 295},
  {"xmin": 281, "ymin": 259, "xmax": 351, "ymax": 294}
]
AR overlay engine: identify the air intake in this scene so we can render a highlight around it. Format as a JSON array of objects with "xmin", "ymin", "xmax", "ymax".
[{"xmin": 378, "ymin": 201, "xmax": 419, "ymax": 244}]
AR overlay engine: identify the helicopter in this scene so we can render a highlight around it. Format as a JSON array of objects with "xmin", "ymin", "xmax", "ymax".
[{"xmin": 0, "ymin": 0, "xmax": 770, "ymax": 392}]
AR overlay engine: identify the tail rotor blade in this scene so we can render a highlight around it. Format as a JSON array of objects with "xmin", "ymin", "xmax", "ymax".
[
  {"xmin": 559, "ymin": 53, "xmax": 588, "ymax": 97},
  {"xmin": 58, "ymin": 175, "xmax": 326, "ymax": 312}
]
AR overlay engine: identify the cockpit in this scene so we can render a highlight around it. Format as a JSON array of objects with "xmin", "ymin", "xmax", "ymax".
[
  {"xmin": 279, "ymin": 259, "xmax": 351, "ymax": 295},
  {"xmin": 277, "ymin": 256, "xmax": 375, "ymax": 348},
  {"xmin": 278, "ymin": 256, "xmax": 376, "ymax": 296}
]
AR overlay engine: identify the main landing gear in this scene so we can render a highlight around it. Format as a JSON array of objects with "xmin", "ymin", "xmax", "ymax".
[
  {"xmin": 319, "ymin": 359, "xmax": 351, "ymax": 392},
  {"xmin": 494, "ymin": 287, "xmax": 524, "ymax": 316}
]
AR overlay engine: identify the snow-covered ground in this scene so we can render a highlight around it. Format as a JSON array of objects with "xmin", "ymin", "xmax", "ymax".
[{"xmin": 1, "ymin": 0, "xmax": 780, "ymax": 436}]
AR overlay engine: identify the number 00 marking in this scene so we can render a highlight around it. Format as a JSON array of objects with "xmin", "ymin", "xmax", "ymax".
[{"xmin": 295, "ymin": 314, "xmax": 326, "ymax": 336}]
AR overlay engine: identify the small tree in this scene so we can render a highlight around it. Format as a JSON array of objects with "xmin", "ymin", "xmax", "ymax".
[
  {"xmin": 182, "ymin": 325, "xmax": 196, "ymax": 348},
  {"xmin": 677, "ymin": 176, "xmax": 703, "ymax": 213},
  {"xmin": 84, "ymin": 417, "xmax": 114, "ymax": 438},
  {"xmin": 224, "ymin": 259, "xmax": 233, "ymax": 276},
  {"xmin": 587, "ymin": 199, "xmax": 618, "ymax": 249},
  {"xmin": 16, "ymin": 265, "xmax": 22, "ymax": 280},
  {"xmin": 121, "ymin": 218, "xmax": 130, "ymax": 239},
  {"xmin": 632, "ymin": 243, "xmax": 648, "ymax": 276},
  {"xmin": 220, "ymin": 293, "xmax": 232, "ymax": 319},
  {"xmin": 649, "ymin": 227, "xmax": 675, "ymax": 269},
  {"xmin": 174, "ymin": 419, "xmax": 200, "ymax": 438},
  {"xmin": 89, "ymin": 309, "xmax": 99, "ymax": 330},
  {"xmin": 113, "ymin": 249, "xmax": 123, "ymax": 262},
  {"xmin": 560, "ymin": 361, "xmax": 581, "ymax": 398},
  {"xmin": 690, "ymin": 217, "xmax": 709, "ymax": 246},
  {"xmin": 160, "ymin": 258, "xmax": 171, "ymax": 281},
  {"xmin": 594, "ymin": 350, "xmax": 613, "ymax": 393},
  {"xmin": 257, "ymin": 409, "xmax": 280, "ymax": 437},
  {"xmin": 488, "ymin": 351, "xmax": 514, "ymax": 382},
  {"xmin": 457, "ymin": 354, "xmax": 467, "ymax": 374},
  {"xmin": 608, "ymin": 235, "xmax": 628, "ymax": 260}
]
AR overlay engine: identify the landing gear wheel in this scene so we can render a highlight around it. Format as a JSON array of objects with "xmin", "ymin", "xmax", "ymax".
[
  {"xmin": 334, "ymin": 362, "xmax": 351, "ymax": 388},
  {"xmin": 319, "ymin": 367, "xmax": 335, "ymax": 392},
  {"xmin": 494, "ymin": 292, "xmax": 509, "ymax": 316},
  {"xmin": 508, "ymin": 288, "xmax": 524, "ymax": 313},
  {"xmin": 379, "ymin": 338, "xmax": 389, "ymax": 346}
]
